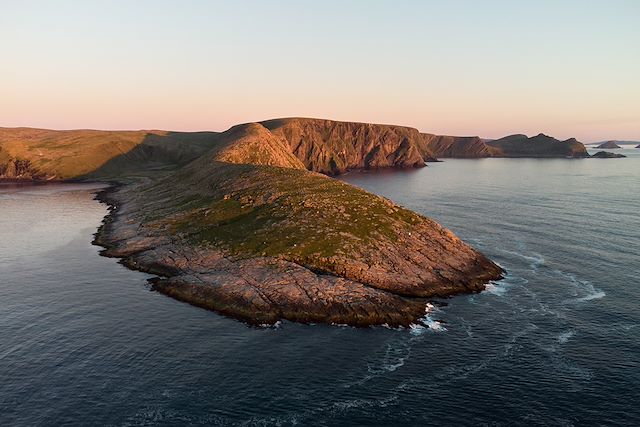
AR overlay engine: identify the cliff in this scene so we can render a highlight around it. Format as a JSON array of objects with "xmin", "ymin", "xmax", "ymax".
[
  {"xmin": 260, "ymin": 118, "xmax": 433, "ymax": 174},
  {"xmin": 422, "ymin": 135, "xmax": 497, "ymax": 158},
  {"xmin": 1, "ymin": 121, "xmax": 594, "ymax": 181}
]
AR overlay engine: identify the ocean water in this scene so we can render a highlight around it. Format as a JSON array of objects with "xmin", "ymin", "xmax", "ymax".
[{"xmin": 1, "ymin": 150, "xmax": 639, "ymax": 426}]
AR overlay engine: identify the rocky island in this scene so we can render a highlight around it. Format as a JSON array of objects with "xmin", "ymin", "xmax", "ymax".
[
  {"xmin": 591, "ymin": 151, "xmax": 626, "ymax": 158},
  {"xmin": 596, "ymin": 141, "xmax": 622, "ymax": 149},
  {"xmin": 0, "ymin": 118, "xmax": 610, "ymax": 326}
]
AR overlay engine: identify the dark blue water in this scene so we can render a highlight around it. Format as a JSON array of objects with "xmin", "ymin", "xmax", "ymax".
[{"xmin": 1, "ymin": 150, "xmax": 639, "ymax": 426}]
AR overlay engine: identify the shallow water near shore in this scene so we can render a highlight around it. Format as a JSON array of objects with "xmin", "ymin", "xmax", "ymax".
[{"xmin": 1, "ymin": 151, "xmax": 639, "ymax": 426}]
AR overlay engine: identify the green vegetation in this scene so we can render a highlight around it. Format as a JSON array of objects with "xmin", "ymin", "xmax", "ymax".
[
  {"xmin": 140, "ymin": 163, "xmax": 423, "ymax": 270},
  {"xmin": 0, "ymin": 128, "xmax": 217, "ymax": 179}
]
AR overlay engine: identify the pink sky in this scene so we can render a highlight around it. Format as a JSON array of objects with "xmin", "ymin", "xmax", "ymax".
[{"xmin": 2, "ymin": 1, "xmax": 639, "ymax": 142}]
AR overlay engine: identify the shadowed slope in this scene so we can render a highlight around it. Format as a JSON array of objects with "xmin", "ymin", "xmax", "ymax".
[{"xmin": 0, "ymin": 127, "xmax": 218, "ymax": 180}]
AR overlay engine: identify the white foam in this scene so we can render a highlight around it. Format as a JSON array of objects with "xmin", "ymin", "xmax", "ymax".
[
  {"xmin": 575, "ymin": 290, "xmax": 606, "ymax": 302},
  {"xmin": 409, "ymin": 323, "xmax": 426, "ymax": 335},
  {"xmin": 484, "ymin": 282, "xmax": 508, "ymax": 296},
  {"xmin": 414, "ymin": 302, "xmax": 447, "ymax": 332},
  {"xmin": 500, "ymin": 248, "xmax": 545, "ymax": 270},
  {"xmin": 557, "ymin": 330, "xmax": 575, "ymax": 344},
  {"xmin": 424, "ymin": 318, "xmax": 447, "ymax": 332}
]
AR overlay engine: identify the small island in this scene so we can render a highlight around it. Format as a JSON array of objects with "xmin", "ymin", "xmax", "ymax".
[
  {"xmin": 596, "ymin": 141, "xmax": 622, "ymax": 149},
  {"xmin": 591, "ymin": 151, "xmax": 626, "ymax": 158}
]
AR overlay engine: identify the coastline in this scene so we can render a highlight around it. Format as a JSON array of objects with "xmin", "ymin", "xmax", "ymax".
[{"xmin": 89, "ymin": 178, "xmax": 502, "ymax": 327}]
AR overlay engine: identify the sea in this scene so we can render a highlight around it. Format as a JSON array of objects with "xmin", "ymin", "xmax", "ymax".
[{"xmin": 1, "ymin": 148, "xmax": 638, "ymax": 426}]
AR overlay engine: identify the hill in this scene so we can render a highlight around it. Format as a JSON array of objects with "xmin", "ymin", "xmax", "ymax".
[
  {"xmin": 0, "ymin": 127, "xmax": 217, "ymax": 180},
  {"xmin": 486, "ymin": 133, "xmax": 589, "ymax": 157},
  {"xmin": 596, "ymin": 141, "xmax": 622, "ymax": 149}
]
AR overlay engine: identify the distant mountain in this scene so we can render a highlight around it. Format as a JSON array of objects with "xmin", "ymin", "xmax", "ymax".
[
  {"xmin": 596, "ymin": 141, "xmax": 622, "ymax": 149},
  {"xmin": 485, "ymin": 133, "xmax": 589, "ymax": 158},
  {"xmin": 591, "ymin": 140, "xmax": 640, "ymax": 147}
]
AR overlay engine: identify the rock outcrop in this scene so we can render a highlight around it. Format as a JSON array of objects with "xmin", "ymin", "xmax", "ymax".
[{"xmin": 596, "ymin": 141, "xmax": 622, "ymax": 149}]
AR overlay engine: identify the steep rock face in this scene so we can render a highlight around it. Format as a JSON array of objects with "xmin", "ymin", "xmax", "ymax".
[
  {"xmin": 261, "ymin": 118, "xmax": 431, "ymax": 174},
  {"xmin": 487, "ymin": 133, "xmax": 589, "ymax": 158},
  {"xmin": 596, "ymin": 141, "xmax": 622, "ymax": 149},
  {"xmin": 423, "ymin": 135, "xmax": 496, "ymax": 158}
]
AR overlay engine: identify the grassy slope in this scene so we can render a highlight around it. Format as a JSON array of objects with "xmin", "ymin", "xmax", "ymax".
[{"xmin": 0, "ymin": 127, "xmax": 218, "ymax": 179}]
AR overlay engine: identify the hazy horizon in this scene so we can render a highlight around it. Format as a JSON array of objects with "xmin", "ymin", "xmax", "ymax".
[{"xmin": 2, "ymin": 0, "xmax": 639, "ymax": 142}]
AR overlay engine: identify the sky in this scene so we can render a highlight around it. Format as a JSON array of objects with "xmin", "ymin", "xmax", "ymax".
[{"xmin": 1, "ymin": 0, "xmax": 639, "ymax": 141}]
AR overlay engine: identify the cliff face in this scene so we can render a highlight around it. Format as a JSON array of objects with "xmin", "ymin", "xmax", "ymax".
[
  {"xmin": 1, "ymin": 121, "xmax": 593, "ymax": 182},
  {"xmin": 487, "ymin": 134, "xmax": 589, "ymax": 158},
  {"xmin": 422, "ymin": 135, "xmax": 497, "ymax": 158},
  {"xmin": 261, "ymin": 118, "xmax": 431, "ymax": 175}
]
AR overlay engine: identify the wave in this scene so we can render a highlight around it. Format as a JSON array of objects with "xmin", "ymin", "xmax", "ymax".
[
  {"xmin": 574, "ymin": 290, "xmax": 606, "ymax": 302},
  {"xmin": 499, "ymin": 248, "xmax": 546, "ymax": 271},
  {"xmin": 557, "ymin": 330, "xmax": 575, "ymax": 344},
  {"xmin": 411, "ymin": 303, "xmax": 447, "ymax": 334},
  {"xmin": 483, "ymin": 282, "xmax": 508, "ymax": 296},
  {"xmin": 555, "ymin": 271, "xmax": 606, "ymax": 303},
  {"xmin": 482, "ymin": 273, "xmax": 529, "ymax": 297}
]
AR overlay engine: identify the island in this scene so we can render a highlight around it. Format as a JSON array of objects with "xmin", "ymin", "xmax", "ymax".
[
  {"xmin": 591, "ymin": 151, "xmax": 626, "ymax": 158},
  {"xmin": 596, "ymin": 141, "xmax": 622, "ymax": 149},
  {"xmin": 0, "ymin": 117, "xmax": 611, "ymax": 326}
]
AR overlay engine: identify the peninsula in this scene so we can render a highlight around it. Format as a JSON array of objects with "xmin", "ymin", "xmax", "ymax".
[{"xmin": 0, "ymin": 118, "xmax": 615, "ymax": 326}]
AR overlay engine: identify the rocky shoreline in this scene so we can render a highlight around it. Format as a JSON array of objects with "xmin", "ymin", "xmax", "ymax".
[
  {"xmin": 1, "ymin": 118, "xmax": 525, "ymax": 327},
  {"xmin": 92, "ymin": 181, "xmax": 503, "ymax": 327}
]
